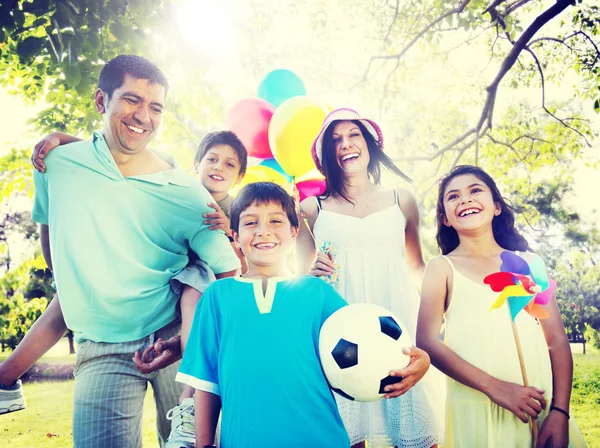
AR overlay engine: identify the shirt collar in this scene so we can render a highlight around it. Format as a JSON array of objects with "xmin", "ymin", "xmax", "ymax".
[{"xmin": 92, "ymin": 131, "xmax": 191, "ymax": 187}]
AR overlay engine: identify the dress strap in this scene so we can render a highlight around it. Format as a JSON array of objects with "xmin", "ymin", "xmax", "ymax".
[
  {"xmin": 393, "ymin": 189, "xmax": 399, "ymax": 206},
  {"xmin": 440, "ymin": 255, "xmax": 457, "ymax": 273},
  {"xmin": 315, "ymin": 196, "xmax": 322, "ymax": 211}
]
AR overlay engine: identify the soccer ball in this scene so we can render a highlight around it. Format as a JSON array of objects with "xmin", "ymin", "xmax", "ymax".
[{"xmin": 319, "ymin": 303, "xmax": 412, "ymax": 402}]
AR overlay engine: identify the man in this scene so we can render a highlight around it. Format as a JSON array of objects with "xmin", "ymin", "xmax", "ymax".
[{"xmin": 0, "ymin": 55, "xmax": 240, "ymax": 447}]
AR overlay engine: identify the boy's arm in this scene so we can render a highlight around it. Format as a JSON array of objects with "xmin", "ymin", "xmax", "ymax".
[
  {"xmin": 32, "ymin": 132, "xmax": 82, "ymax": 173},
  {"xmin": 0, "ymin": 295, "xmax": 67, "ymax": 387},
  {"xmin": 195, "ymin": 391, "xmax": 221, "ymax": 446}
]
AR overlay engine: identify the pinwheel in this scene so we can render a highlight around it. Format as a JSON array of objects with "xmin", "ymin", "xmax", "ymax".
[
  {"xmin": 483, "ymin": 251, "xmax": 557, "ymax": 447},
  {"xmin": 484, "ymin": 251, "xmax": 556, "ymax": 321}
]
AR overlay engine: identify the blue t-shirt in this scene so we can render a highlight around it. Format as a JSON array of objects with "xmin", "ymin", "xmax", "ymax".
[
  {"xmin": 176, "ymin": 275, "xmax": 350, "ymax": 448},
  {"xmin": 31, "ymin": 132, "xmax": 240, "ymax": 343}
]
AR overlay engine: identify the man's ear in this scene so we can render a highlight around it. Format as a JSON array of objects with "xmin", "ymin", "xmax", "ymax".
[{"xmin": 95, "ymin": 89, "xmax": 108, "ymax": 114}]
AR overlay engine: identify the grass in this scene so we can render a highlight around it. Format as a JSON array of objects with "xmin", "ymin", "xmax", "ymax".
[
  {"xmin": 1, "ymin": 341, "xmax": 598, "ymax": 446},
  {"xmin": 0, "ymin": 381, "xmax": 159, "ymax": 447},
  {"xmin": 571, "ymin": 350, "xmax": 600, "ymax": 446}
]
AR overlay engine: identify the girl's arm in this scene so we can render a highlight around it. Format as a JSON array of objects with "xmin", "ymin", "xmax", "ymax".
[
  {"xmin": 417, "ymin": 257, "xmax": 546, "ymax": 423},
  {"xmin": 195, "ymin": 390, "xmax": 221, "ymax": 446},
  {"xmin": 295, "ymin": 197, "xmax": 319, "ymax": 274},
  {"xmin": 396, "ymin": 189, "xmax": 425, "ymax": 285},
  {"xmin": 536, "ymin": 296, "xmax": 572, "ymax": 447}
]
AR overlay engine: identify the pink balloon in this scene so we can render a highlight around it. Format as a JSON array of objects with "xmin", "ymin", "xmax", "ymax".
[
  {"xmin": 226, "ymin": 98, "xmax": 275, "ymax": 159},
  {"xmin": 297, "ymin": 178, "xmax": 326, "ymax": 202}
]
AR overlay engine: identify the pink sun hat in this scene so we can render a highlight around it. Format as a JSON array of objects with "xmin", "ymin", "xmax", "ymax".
[{"xmin": 311, "ymin": 107, "xmax": 384, "ymax": 174}]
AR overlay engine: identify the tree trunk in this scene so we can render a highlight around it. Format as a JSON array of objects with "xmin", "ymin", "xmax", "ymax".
[{"xmin": 67, "ymin": 331, "xmax": 75, "ymax": 355}]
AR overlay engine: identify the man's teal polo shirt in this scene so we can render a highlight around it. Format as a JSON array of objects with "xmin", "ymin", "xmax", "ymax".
[{"xmin": 32, "ymin": 132, "xmax": 241, "ymax": 343}]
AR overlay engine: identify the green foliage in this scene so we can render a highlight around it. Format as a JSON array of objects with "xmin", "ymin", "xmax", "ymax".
[
  {"xmin": 553, "ymin": 250, "xmax": 600, "ymax": 343},
  {"xmin": 585, "ymin": 323, "xmax": 600, "ymax": 350},
  {"xmin": 0, "ymin": 254, "xmax": 50, "ymax": 350}
]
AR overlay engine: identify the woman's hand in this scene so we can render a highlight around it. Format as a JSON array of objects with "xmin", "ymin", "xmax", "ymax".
[
  {"xmin": 308, "ymin": 250, "xmax": 334, "ymax": 277},
  {"xmin": 486, "ymin": 379, "xmax": 546, "ymax": 423},
  {"xmin": 383, "ymin": 347, "xmax": 430, "ymax": 399}
]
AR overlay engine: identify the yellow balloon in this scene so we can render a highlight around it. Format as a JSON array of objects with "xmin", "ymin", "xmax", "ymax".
[
  {"xmin": 268, "ymin": 97, "xmax": 329, "ymax": 178},
  {"xmin": 296, "ymin": 167, "xmax": 325, "ymax": 183},
  {"xmin": 230, "ymin": 165, "xmax": 291, "ymax": 196}
]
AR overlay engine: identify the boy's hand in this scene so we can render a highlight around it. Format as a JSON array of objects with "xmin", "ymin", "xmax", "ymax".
[
  {"xmin": 204, "ymin": 202, "xmax": 232, "ymax": 236},
  {"xmin": 31, "ymin": 133, "xmax": 61, "ymax": 173},
  {"xmin": 383, "ymin": 347, "xmax": 430, "ymax": 399},
  {"xmin": 132, "ymin": 336, "xmax": 182, "ymax": 373},
  {"xmin": 537, "ymin": 409, "xmax": 569, "ymax": 448}
]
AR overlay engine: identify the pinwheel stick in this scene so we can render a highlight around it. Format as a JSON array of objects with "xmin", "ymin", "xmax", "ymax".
[{"xmin": 509, "ymin": 307, "xmax": 539, "ymax": 447}]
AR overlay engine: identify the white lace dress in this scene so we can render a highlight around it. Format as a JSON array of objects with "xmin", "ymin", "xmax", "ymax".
[{"xmin": 313, "ymin": 197, "xmax": 444, "ymax": 448}]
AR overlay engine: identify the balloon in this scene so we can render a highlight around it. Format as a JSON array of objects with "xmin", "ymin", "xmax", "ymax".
[
  {"xmin": 226, "ymin": 98, "xmax": 275, "ymax": 159},
  {"xmin": 258, "ymin": 158, "xmax": 292, "ymax": 182},
  {"xmin": 230, "ymin": 165, "xmax": 290, "ymax": 196},
  {"xmin": 257, "ymin": 69, "xmax": 306, "ymax": 108},
  {"xmin": 297, "ymin": 178, "xmax": 326, "ymax": 202},
  {"xmin": 296, "ymin": 168, "xmax": 325, "ymax": 183},
  {"xmin": 268, "ymin": 97, "xmax": 329, "ymax": 178}
]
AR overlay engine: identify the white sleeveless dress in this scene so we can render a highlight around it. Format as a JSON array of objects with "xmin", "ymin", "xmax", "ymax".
[{"xmin": 313, "ymin": 193, "xmax": 444, "ymax": 448}]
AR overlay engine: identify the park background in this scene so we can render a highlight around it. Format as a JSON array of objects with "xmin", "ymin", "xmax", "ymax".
[{"xmin": 0, "ymin": 0, "xmax": 599, "ymax": 446}]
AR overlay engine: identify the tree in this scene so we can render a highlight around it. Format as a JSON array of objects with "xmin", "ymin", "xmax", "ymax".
[
  {"xmin": 357, "ymin": 0, "xmax": 599, "ymax": 168},
  {"xmin": 553, "ymin": 250, "xmax": 600, "ymax": 354}
]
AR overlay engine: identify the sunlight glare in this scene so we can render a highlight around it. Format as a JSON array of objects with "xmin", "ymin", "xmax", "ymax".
[{"xmin": 174, "ymin": 0, "xmax": 235, "ymax": 57}]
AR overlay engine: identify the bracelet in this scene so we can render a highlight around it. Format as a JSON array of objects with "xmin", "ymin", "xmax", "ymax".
[{"xmin": 550, "ymin": 405, "xmax": 570, "ymax": 420}]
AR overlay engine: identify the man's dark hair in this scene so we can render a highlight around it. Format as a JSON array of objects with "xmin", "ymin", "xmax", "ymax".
[
  {"xmin": 98, "ymin": 55, "xmax": 169, "ymax": 101},
  {"xmin": 230, "ymin": 182, "xmax": 299, "ymax": 233},
  {"xmin": 195, "ymin": 131, "xmax": 248, "ymax": 177}
]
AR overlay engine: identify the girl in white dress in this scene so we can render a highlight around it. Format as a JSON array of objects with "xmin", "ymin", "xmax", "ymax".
[{"xmin": 297, "ymin": 108, "xmax": 443, "ymax": 448}]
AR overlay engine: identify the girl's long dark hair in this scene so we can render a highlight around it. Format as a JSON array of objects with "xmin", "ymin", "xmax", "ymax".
[
  {"xmin": 436, "ymin": 165, "xmax": 530, "ymax": 255},
  {"xmin": 320, "ymin": 120, "xmax": 411, "ymax": 203}
]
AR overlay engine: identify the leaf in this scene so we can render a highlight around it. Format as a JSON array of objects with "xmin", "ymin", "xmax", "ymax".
[
  {"xmin": 63, "ymin": 63, "xmax": 81, "ymax": 88},
  {"xmin": 16, "ymin": 36, "xmax": 46, "ymax": 64},
  {"xmin": 594, "ymin": 98, "xmax": 600, "ymax": 113}
]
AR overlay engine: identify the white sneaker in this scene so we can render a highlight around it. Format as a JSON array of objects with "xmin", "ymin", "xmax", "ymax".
[
  {"xmin": 0, "ymin": 379, "xmax": 26, "ymax": 415},
  {"xmin": 163, "ymin": 397, "xmax": 196, "ymax": 447}
]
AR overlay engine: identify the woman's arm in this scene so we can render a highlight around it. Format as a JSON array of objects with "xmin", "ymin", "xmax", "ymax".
[
  {"xmin": 397, "ymin": 189, "xmax": 425, "ymax": 285},
  {"xmin": 295, "ymin": 197, "xmax": 319, "ymax": 274},
  {"xmin": 417, "ymin": 257, "xmax": 546, "ymax": 423}
]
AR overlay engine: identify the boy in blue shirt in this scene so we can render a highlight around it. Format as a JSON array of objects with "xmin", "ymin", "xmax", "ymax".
[{"xmin": 176, "ymin": 182, "xmax": 351, "ymax": 447}]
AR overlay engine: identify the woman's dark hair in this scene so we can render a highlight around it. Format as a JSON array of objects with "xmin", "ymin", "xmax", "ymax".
[
  {"xmin": 436, "ymin": 165, "xmax": 530, "ymax": 255},
  {"xmin": 195, "ymin": 131, "xmax": 248, "ymax": 177},
  {"xmin": 230, "ymin": 182, "xmax": 299, "ymax": 233},
  {"xmin": 320, "ymin": 120, "xmax": 411, "ymax": 203}
]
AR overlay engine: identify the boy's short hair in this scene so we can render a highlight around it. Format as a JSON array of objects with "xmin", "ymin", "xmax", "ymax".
[
  {"xmin": 230, "ymin": 182, "xmax": 299, "ymax": 233},
  {"xmin": 98, "ymin": 55, "xmax": 169, "ymax": 101},
  {"xmin": 195, "ymin": 131, "xmax": 248, "ymax": 177}
]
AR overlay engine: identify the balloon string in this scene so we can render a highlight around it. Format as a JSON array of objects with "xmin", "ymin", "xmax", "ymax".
[{"xmin": 292, "ymin": 177, "xmax": 317, "ymax": 244}]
